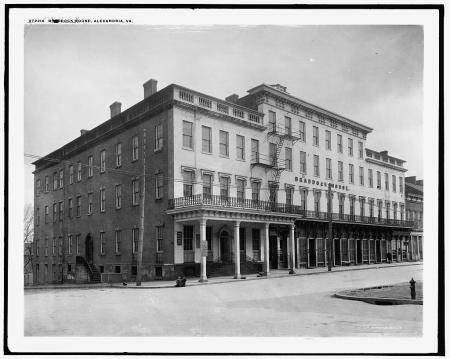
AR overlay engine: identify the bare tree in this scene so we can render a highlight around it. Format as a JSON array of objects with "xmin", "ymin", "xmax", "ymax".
[{"xmin": 24, "ymin": 204, "xmax": 34, "ymax": 285}]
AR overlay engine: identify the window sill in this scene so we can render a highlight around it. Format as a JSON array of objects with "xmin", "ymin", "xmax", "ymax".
[
  {"xmin": 132, "ymin": 159, "xmax": 139, "ymax": 163},
  {"xmin": 219, "ymin": 154, "xmax": 229, "ymax": 159},
  {"xmin": 116, "ymin": 165, "xmax": 122, "ymax": 169},
  {"xmin": 115, "ymin": 253, "xmax": 121, "ymax": 256},
  {"xmin": 182, "ymin": 147, "xmax": 194, "ymax": 152},
  {"xmin": 132, "ymin": 203, "xmax": 139, "ymax": 207},
  {"xmin": 235, "ymin": 158, "xmax": 246, "ymax": 162},
  {"xmin": 201, "ymin": 151, "xmax": 213, "ymax": 155},
  {"xmin": 154, "ymin": 148, "xmax": 163, "ymax": 153}
]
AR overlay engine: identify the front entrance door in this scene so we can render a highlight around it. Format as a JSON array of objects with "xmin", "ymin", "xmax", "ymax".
[
  {"xmin": 219, "ymin": 230, "xmax": 231, "ymax": 263},
  {"xmin": 308, "ymin": 238, "xmax": 316, "ymax": 267},
  {"xmin": 85, "ymin": 234, "xmax": 93, "ymax": 263},
  {"xmin": 376, "ymin": 240, "xmax": 381, "ymax": 263},
  {"xmin": 269, "ymin": 236, "xmax": 278, "ymax": 269},
  {"xmin": 334, "ymin": 239, "xmax": 341, "ymax": 266},
  {"xmin": 356, "ymin": 239, "xmax": 362, "ymax": 264}
]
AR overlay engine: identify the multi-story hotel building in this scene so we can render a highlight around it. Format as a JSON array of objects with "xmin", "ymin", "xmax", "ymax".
[{"xmin": 32, "ymin": 79, "xmax": 416, "ymax": 284}]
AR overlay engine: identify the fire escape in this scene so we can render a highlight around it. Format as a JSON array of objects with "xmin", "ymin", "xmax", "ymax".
[{"xmin": 251, "ymin": 121, "xmax": 301, "ymax": 198}]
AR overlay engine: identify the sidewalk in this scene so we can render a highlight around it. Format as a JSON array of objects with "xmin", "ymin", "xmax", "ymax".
[{"xmin": 110, "ymin": 261, "xmax": 423, "ymax": 289}]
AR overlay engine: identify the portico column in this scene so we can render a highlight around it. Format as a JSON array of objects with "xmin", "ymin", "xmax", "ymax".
[
  {"xmin": 199, "ymin": 218, "xmax": 208, "ymax": 282},
  {"xmin": 264, "ymin": 222, "xmax": 270, "ymax": 274},
  {"xmin": 416, "ymin": 236, "xmax": 420, "ymax": 261},
  {"xmin": 290, "ymin": 224, "xmax": 296, "ymax": 272},
  {"xmin": 234, "ymin": 221, "xmax": 241, "ymax": 279}
]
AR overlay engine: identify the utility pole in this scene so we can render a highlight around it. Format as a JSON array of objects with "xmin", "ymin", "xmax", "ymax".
[
  {"xmin": 327, "ymin": 183, "xmax": 333, "ymax": 272},
  {"xmin": 136, "ymin": 128, "xmax": 146, "ymax": 286}
]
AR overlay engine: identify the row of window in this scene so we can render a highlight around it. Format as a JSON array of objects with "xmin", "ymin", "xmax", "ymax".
[
  {"xmin": 268, "ymin": 111, "xmax": 365, "ymax": 158},
  {"xmin": 35, "ymin": 176, "xmax": 164, "ymax": 225},
  {"xmin": 34, "ymin": 227, "xmax": 164, "ymax": 257},
  {"xmin": 36, "ymin": 127, "xmax": 163, "ymax": 193}
]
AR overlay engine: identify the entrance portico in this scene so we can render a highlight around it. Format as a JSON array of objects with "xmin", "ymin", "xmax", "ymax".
[{"xmin": 167, "ymin": 206, "xmax": 296, "ymax": 281}]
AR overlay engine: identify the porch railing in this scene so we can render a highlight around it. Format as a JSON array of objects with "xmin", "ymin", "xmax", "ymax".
[{"xmin": 168, "ymin": 194, "xmax": 414, "ymax": 228}]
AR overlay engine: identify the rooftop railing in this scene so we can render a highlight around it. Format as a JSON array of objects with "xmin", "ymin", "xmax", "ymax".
[{"xmin": 168, "ymin": 194, "xmax": 414, "ymax": 228}]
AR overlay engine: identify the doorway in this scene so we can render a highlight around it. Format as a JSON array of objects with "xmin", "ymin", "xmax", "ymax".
[
  {"xmin": 269, "ymin": 236, "xmax": 278, "ymax": 269},
  {"xmin": 356, "ymin": 239, "xmax": 362, "ymax": 264},
  {"xmin": 376, "ymin": 240, "xmax": 381, "ymax": 263},
  {"xmin": 85, "ymin": 234, "xmax": 93, "ymax": 263},
  {"xmin": 308, "ymin": 238, "xmax": 316, "ymax": 267},
  {"xmin": 219, "ymin": 230, "xmax": 231, "ymax": 263},
  {"xmin": 334, "ymin": 239, "xmax": 341, "ymax": 266}
]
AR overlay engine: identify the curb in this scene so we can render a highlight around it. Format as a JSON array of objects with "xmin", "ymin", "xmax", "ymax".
[
  {"xmin": 110, "ymin": 262, "xmax": 423, "ymax": 290},
  {"xmin": 334, "ymin": 292, "xmax": 423, "ymax": 305}
]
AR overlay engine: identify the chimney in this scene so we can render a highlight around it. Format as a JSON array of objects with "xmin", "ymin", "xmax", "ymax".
[
  {"xmin": 226, "ymin": 94, "xmax": 239, "ymax": 103},
  {"xmin": 110, "ymin": 101, "xmax": 122, "ymax": 118},
  {"xmin": 143, "ymin": 79, "xmax": 158, "ymax": 98},
  {"xmin": 80, "ymin": 129, "xmax": 89, "ymax": 136}
]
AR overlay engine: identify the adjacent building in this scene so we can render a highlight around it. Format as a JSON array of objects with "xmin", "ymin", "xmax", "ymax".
[
  {"xmin": 405, "ymin": 176, "xmax": 424, "ymax": 261},
  {"xmin": 32, "ymin": 79, "xmax": 417, "ymax": 284}
]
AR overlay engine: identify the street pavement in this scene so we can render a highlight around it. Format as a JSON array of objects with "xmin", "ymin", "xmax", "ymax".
[{"xmin": 24, "ymin": 264, "xmax": 422, "ymax": 337}]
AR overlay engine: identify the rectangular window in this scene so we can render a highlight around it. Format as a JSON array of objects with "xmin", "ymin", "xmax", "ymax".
[
  {"xmin": 313, "ymin": 126, "xmax": 319, "ymax": 146},
  {"xmin": 183, "ymin": 170, "xmax": 194, "ymax": 197},
  {"xmin": 251, "ymin": 139, "xmax": 259, "ymax": 162},
  {"xmin": 314, "ymin": 191, "xmax": 321, "ymax": 214},
  {"xmin": 132, "ymin": 135, "xmax": 139, "ymax": 160},
  {"xmin": 300, "ymin": 151, "xmax": 307, "ymax": 174},
  {"xmin": 58, "ymin": 201, "xmax": 64, "ymax": 221},
  {"xmin": 236, "ymin": 135, "xmax": 245, "ymax": 160},
  {"xmin": 236, "ymin": 178, "xmax": 246, "ymax": 200},
  {"xmin": 182, "ymin": 121, "xmax": 193, "ymax": 149},
  {"xmin": 313, "ymin": 155, "xmax": 320, "ymax": 177},
  {"xmin": 44, "ymin": 238, "xmax": 48, "ymax": 256},
  {"xmin": 337, "ymin": 134, "xmax": 343, "ymax": 153},
  {"xmin": 100, "ymin": 188, "xmax": 106, "ymax": 212},
  {"xmin": 325, "ymin": 130, "xmax": 331, "ymax": 150},
  {"xmin": 67, "ymin": 235, "xmax": 72, "ymax": 255},
  {"xmin": 359, "ymin": 167, "xmax": 364, "ymax": 186},
  {"xmin": 183, "ymin": 225, "xmax": 194, "ymax": 251},
  {"xmin": 36, "ymin": 239, "xmax": 39, "ymax": 257},
  {"xmin": 88, "ymin": 156, "xmax": 93, "ymax": 177},
  {"xmin": 35, "ymin": 208, "xmax": 40, "ymax": 226},
  {"xmin": 219, "ymin": 176, "xmax": 229, "ymax": 199},
  {"xmin": 378, "ymin": 200, "xmax": 383, "ymax": 220},
  {"xmin": 339, "ymin": 195, "xmax": 345, "ymax": 216},
  {"xmin": 100, "ymin": 150, "xmax": 106, "ymax": 173},
  {"xmin": 59, "ymin": 169, "xmax": 64, "ymax": 188},
  {"xmin": 252, "ymin": 229, "xmax": 260, "ymax": 252},
  {"xmin": 100, "ymin": 232, "xmax": 105, "ymax": 255},
  {"xmin": 219, "ymin": 130, "xmax": 229, "ymax": 156},
  {"xmin": 156, "ymin": 226, "xmax": 164, "ymax": 252},
  {"xmin": 132, "ymin": 228, "xmax": 139, "ymax": 254},
  {"xmin": 299, "ymin": 121, "xmax": 305, "ymax": 141},
  {"xmin": 358, "ymin": 141, "xmax": 363, "ymax": 159},
  {"xmin": 251, "ymin": 181, "xmax": 260, "ymax": 202},
  {"xmin": 392, "ymin": 175, "xmax": 397, "ymax": 192},
  {"xmin": 88, "ymin": 192, "xmax": 93, "ymax": 214},
  {"xmin": 369, "ymin": 200, "xmax": 374, "ymax": 218},
  {"xmin": 115, "ymin": 185, "xmax": 122, "ymax": 209},
  {"xmin": 268, "ymin": 110, "xmax": 276, "ymax": 131},
  {"xmin": 202, "ymin": 126, "xmax": 212, "ymax": 153},
  {"xmin": 155, "ymin": 124, "xmax": 163, "ymax": 150},
  {"xmin": 269, "ymin": 142, "xmax": 277, "ymax": 166},
  {"xmin": 36, "ymin": 178, "xmax": 41, "ymax": 194},
  {"xmin": 326, "ymin": 158, "xmax": 332, "ymax": 179},
  {"xmin": 269, "ymin": 184, "xmax": 278, "ymax": 203},
  {"xmin": 385, "ymin": 173, "xmax": 389, "ymax": 190},
  {"xmin": 68, "ymin": 198, "xmax": 73, "ymax": 218},
  {"xmin": 285, "ymin": 147, "xmax": 292, "ymax": 171},
  {"xmin": 53, "ymin": 203, "xmax": 57, "ymax": 222},
  {"xmin": 76, "ymin": 196, "xmax": 81, "ymax": 217},
  {"xmin": 76, "ymin": 234, "xmax": 80, "ymax": 255},
  {"xmin": 155, "ymin": 173, "xmax": 164, "ymax": 199},
  {"xmin": 69, "ymin": 165, "xmax": 74, "ymax": 184},
  {"xmin": 44, "ymin": 176, "xmax": 49, "ymax": 192},
  {"xmin": 77, "ymin": 161, "xmax": 82, "ymax": 181},
  {"xmin": 44, "ymin": 206, "xmax": 49, "ymax": 223},
  {"xmin": 338, "ymin": 161, "xmax": 343, "ymax": 181},
  {"xmin": 285, "ymin": 187, "xmax": 293, "ymax": 205},
  {"xmin": 400, "ymin": 205, "xmax": 405, "ymax": 221},
  {"xmin": 300, "ymin": 189, "xmax": 308, "ymax": 211},
  {"xmin": 58, "ymin": 237, "xmax": 62, "ymax": 255},
  {"xmin": 206, "ymin": 226, "xmax": 212, "ymax": 251},
  {"xmin": 284, "ymin": 116, "xmax": 291, "ymax": 136},
  {"xmin": 393, "ymin": 203, "xmax": 398, "ymax": 220},
  {"xmin": 115, "ymin": 230, "xmax": 121, "ymax": 254},
  {"xmin": 360, "ymin": 199, "xmax": 365, "ymax": 217},
  {"xmin": 399, "ymin": 177, "xmax": 404, "ymax": 194},
  {"xmin": 132, "ymin": 179, "xmax": 140, "ymax": 205},
  {"xmin": 368, "ymin": 169, "xmax": 373, "ymax": 187},
  {"xmin": 348, "ymin": 138, "xmax": 353, "ymax": 156},
  {"xmin": 115, "ymin": 143, "xmax": 122, "ymax": 167},
  {"xmin": 349, "ymin": 164, "xmax": 354, "ymax": 183},
  {"xmin": 386, "ymin": 202, "xmax": 391, "ymax": 219},
  {"xmin": 377, "ymin": 171, "xmax": 381, "ymax": 189},
  {"xmin": 53, "ymin": 172, "xmax": 58, "ymax": 190},
  {"xmin": 202, "ymin": 173, "xmax": 212, "ymax": 198}
]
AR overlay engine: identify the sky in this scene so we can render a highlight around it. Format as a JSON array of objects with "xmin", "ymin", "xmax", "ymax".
[{"xmin": 24, "ymin": 24, "xmax": 423, "ymax": 206}]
